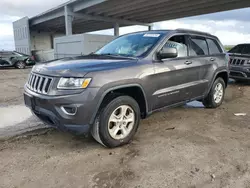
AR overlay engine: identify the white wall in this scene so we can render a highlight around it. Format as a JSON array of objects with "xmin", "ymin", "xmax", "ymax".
[
  {"xmin": 35, "ymin": 49, "xmax": 55, "ymax": 62},
  {"xmin": 13, "ymin": 17, "xmax": 31, "ymax": 55},
  {"xmin": 30, "ymin": 31, "xmax": 64, "ymax": 51},
  {"xmin": 54, "ymin": 34, "xmax": 115, "ymax": 59}
]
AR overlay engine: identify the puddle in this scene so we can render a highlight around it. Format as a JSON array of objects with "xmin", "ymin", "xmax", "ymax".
[
  {"xmin": 185, "ymin": 101, "xmax": 204, "ymax": 108},
  {"xmin": 228, "ymin": 78, "xmax": 235, "ymax": 84},
  {"xmin": 0, "ymin": 105, "xmax": 32, "ymax": 128}
]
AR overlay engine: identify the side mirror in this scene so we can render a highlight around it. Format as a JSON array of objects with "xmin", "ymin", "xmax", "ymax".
[{"xmin": 158, "ymin": 47, "xmax": 178, "ymax": 59}]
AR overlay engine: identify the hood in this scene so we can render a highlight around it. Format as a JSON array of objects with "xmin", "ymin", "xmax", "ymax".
[
  {"xmin": 32, "ymin": 55, "xmax": 138, "ymax": 77},
  {"xmin": 228, "ymin": 53, "xmax": 250, "ymax": 58}
]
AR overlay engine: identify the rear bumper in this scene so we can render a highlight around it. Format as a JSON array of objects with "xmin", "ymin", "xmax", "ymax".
[
  {"xmin": 229, "ymin": 65, "xmax": 250, "ymax": 80},
  {"xmin": 24, "ymin": 86, "xmax": 100, "ymax": 134}
]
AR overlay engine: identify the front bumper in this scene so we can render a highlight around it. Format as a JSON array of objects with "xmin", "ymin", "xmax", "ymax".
[
  {"xmin": 229, "ymin": 65, "xmax": 250, "ymax": 80},
  {"xmin": 26, "ymin": 59, "xmax": 36, "ymax": 66},
  {"xmin": 24, "ymin": 85, "xmax": 100, "ymax": 134}
]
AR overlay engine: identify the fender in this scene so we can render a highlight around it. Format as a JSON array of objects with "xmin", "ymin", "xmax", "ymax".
[
  {"xmin": 90, "ymin": 83, "xmax": 148, "ymax": 124},
  {"xmin": 206, "ymin": 69, "xmax": 229, "ymax": 96}
]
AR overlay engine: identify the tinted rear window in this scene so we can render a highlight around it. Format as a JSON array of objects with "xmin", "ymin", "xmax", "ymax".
[
  {"xmin": 189, "ymin": 37, "xmax": 209, "ymax": 56},
  {"xmin": 206, "ymin": 38, "xmax": 222, "ymax": 54}
]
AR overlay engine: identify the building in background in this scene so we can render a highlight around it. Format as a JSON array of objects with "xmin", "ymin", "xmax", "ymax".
[{"xmin": 13, "ymin": 0, "xmax": 250, "ymax": 61}]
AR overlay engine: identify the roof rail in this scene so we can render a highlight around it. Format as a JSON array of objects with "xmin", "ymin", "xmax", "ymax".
[{"xmin": 175, "ymin": 28, "xmax": 211, "ymax": 35}]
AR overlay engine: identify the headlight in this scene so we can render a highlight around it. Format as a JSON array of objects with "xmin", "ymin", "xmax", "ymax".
[
  {"xmin": 247, "ymin": 60, "xmax": 250, "ymax": 64},
  {"xmin": 57, "ymin": 78, "xmax": 92, "ymax": 89}
]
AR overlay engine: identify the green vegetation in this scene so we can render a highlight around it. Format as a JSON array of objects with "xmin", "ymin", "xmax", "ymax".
[{"xmin": 224, "ymin": 45, "xmax": 234, "ymax": 51}]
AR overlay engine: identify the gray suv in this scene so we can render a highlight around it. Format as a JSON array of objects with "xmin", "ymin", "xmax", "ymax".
[{"xmin": 24, "ymin": 29, "xmax": 229, "ymax": 148}]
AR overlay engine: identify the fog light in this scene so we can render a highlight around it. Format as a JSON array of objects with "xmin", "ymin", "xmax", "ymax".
[{"xmin": 61, "ymin": 105, "xmax": 77, "ymax": 115}]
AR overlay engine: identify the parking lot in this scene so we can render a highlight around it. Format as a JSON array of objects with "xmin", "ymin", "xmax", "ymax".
[{"xmin": 0, "ymin": 68, "xmax": 250, "ymax": 188}]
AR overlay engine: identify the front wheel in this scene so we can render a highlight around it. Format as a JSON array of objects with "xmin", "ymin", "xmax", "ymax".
[
  {"xmin": 15, "ymin": 61, "xmax": 26, "ymax": 69},
  {"xmin": 91, "ymin": 95, "xmax": 140, "ymax": 148},
  {"xmin": 203, "ymin": 77, "xmax": 225, "ymax": 108}
]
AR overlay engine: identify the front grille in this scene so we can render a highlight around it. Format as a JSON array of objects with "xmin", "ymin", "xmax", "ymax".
[
  {"xmin": 27, "ymin": 73, "xmax": 53, "ymax": 94},
  {"xmin": 229, "ymin": 58, "xmax": 245, "ymax": 66}
]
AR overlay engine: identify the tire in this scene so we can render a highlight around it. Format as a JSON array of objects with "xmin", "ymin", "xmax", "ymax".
[
  {"xmin": 203, "ymin": 77, "xmax": 225, "ymax": 108},
  {"xmin": 91, "ymin": 95, "xmax": 140, "ymax": 148},
  {"xmin": 15, "ymin": 61, "xmax": 26, "ymax": 69}
]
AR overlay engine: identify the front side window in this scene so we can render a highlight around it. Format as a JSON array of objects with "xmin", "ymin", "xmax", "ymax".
[
  {"xmin": 207, "ymin": 38, "xmax": 222, "ymax": 54},
  {"xmin": 95, "ymin": 32, "xmax": 166, "ymax": 57},
  {"xmin": 163, "ymin": 35, "xmax": 188, "ymax": 57},
  {"xmin": 189, "ymin": 37, "xmax": 209, "ymax": 56}
]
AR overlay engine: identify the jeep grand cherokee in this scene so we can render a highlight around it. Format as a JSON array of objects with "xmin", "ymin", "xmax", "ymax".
[
  {"xmin": 228, "ymin": 43, "xmax": 250, "ymax": 81},
  {"xmin": 24, "ymin": 29, "xmax": 229, "ymax": 148}
]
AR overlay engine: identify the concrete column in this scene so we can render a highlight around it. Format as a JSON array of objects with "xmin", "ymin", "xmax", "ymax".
[
  {"xmin": 114, "ymin": 23, "xmax": 119, "ymax": 36},
  {"xmin": 148, "ymin": 25, "xmax": 153, "ymax": 31},
  {"xmin": 64, "ymin": 6, "xmax": 73, "ymax": 35}
]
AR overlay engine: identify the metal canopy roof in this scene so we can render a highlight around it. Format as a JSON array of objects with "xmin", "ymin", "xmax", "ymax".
[{"xmin": 29, "ymin": 0, "xmax": 250, "ymax": 33}]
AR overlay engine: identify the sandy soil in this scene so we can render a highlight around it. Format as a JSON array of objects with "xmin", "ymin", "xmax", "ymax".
[
  {"xmin": 0, "ymin": 68, "xmax": 250, "ymax": 188},
  {"xmin": 0, "ymin": 68, "xmax": 31, "ymax": 106}
]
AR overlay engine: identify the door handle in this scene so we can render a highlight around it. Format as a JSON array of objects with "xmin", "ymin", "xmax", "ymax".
[
  {"xmin": 184, "ymin": 61, "xmax": 192, "ymax": 65},
  {"xmin": 210, "ymin": 58, "xmax": 215, "ymax": 61}
]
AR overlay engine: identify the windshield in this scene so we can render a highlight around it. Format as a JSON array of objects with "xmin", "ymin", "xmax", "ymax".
[
  {"xmin": 95, "ymin": 32, "xmax": 166, "ymax": 57},
  {"xmin": 229, "ymin": 44, "xmax": 250, "ymax": 54}
]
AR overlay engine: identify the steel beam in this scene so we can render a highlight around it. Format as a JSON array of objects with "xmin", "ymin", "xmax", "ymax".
[
  {"xmin": 132, "ymin": 0, "xmax": 237, "ymax": 20},
  {"xmin": 114, "ymin": 0, "xmax": 190, "ymax": 18},
  {"xmin": 30, "ymin": 10, "xmax": 64, "ymax": 25},
  {"xmin": 106, "ymin": 0, "xmax": 170, "ymax": 16},
  {"xmin": 148, "ymin": 0, "xmax": 250, "ymax": 22},
  {"xmin": 73, "ymin": 12, "xmax": 151, "ymax": 26},
  {"xmin": 142, "ymin": 0, "xmax": 248, "ymax": 22},
  {"xmin": 72, "ymin": 0, "xmax": 107, "ymax": 12},
  {"xmin": 85, "ymin": 0, "xmax": 135, "ymax": 14}
]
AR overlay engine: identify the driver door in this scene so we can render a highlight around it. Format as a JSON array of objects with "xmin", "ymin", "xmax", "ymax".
[{"xmin": 152, "ymin": 35, "xmax": 201, "ymax": 110}]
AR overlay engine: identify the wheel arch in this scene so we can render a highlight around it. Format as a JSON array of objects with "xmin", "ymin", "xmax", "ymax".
[
  {"xmin": 90, "ymin": 84, "xmax": 148, "ymax": 125},
  {"xmin": 206, "ymin": 70, "xmax": 229, "ymax": 96},
  {"xmin": 215, "ymin": 71, "xmax": 229, "ymax": 87}
]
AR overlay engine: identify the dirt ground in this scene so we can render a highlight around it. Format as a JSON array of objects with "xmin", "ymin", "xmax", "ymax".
[
  {"xmin": 0, "ymin": 68, "xmax": 31, "ymax": 106},
  {"xmin": 1, "ymin": 68, "xmax": 250, "ymax": 188}
]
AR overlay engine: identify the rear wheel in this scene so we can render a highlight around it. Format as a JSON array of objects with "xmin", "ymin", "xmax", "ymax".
[
  {"xmin": 15, "ymin": 61, "xmax": 26, "ymax": 69},
  {"xmin": 91, "ymin": 95, "xmax": 140, "ymax": 148},
  {"xmin": 203, "ymin": 77, "xmax": 225, "ymax": 108}
]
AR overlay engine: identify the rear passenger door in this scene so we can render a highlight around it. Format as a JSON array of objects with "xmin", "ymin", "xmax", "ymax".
[{"xmin": 187, "ymin": 36, "xmax": 211, "ymax": 98}]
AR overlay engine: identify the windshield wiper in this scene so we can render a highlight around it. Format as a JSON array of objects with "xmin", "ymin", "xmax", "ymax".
[{"xmin": 99, "ymin": 53, "xmax": 138, "ymax": 59}]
